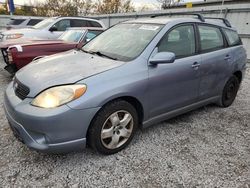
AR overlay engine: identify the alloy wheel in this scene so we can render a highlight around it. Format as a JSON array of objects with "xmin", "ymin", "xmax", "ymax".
[{"xmin": 101, "ymin": 110, "xmax": 134, "ymax": 149}]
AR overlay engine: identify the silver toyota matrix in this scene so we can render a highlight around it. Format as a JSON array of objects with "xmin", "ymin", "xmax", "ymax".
[{"xmin": 4, "ymin": 14, "xmax": 247, "ymax": 154}]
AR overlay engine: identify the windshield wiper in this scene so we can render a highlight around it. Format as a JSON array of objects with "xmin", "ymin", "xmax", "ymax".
[
  {"xmin": 94, "ymin": 51, "xmax": 117, "ymax": 60},
  {"xmin": 81, "ymin": 49, "xmax": 117, "ymax": 60},
  {"xmin": 80, "ymin": 49, "xmax": 93, "ymax": 54}
]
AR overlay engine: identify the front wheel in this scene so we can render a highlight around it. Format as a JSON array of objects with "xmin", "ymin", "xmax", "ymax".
[
  {"xmin": 87, "ymin": 100, "xmax": 138, "ymax": 155},
  {"xmin": 218, "ymin": 75, "xmax": 240, "ymax": 107}
]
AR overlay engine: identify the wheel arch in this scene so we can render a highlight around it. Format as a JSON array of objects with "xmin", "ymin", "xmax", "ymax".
[
  {"xmin": 102, "ymin": 96, "xmax": 144, "ymax": 125},
  {"xmin": 233, "ymin": 70, "xmax": 242, "ymax": 83},
  {"xmin": 88, "ymin": 95, "xmax": 144, "ymax": 131},
  {"xmin": 86, "ymin": 95, "xmax": 145, "ymax": 147}
]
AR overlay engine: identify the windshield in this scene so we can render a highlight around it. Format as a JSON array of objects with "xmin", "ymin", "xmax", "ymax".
[
  {"xmin": 82, "ymin": 23, "xmax": 163, "ymax": 61},
  {"xmin": 33, "ymin": 18, "xmax": 56, "ymax": 29},
  {"xmin": 59, "ymin": 29, "xmax": 86, "ymax": 42}
]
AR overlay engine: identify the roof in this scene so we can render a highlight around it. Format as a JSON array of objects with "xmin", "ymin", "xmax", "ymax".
[
  {"xmin": 66, "ymin": 27, "xmax": 105, "ymax": 31},
  {"xmin": 125, "ymin": 18, "xmax": 173, "ymax": 25},
  {"xmin": 125, "ymin": 17, "xmax": 235, "ymax": 30}
]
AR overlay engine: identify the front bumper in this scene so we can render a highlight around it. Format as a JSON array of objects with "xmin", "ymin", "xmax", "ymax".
[{"xmin": 4, "ymin": 82, "xmax": 100, "ymax": 153}]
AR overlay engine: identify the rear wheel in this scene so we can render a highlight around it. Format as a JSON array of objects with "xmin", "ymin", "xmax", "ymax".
[
  {"xmin": 88, "ymin": 100, "xmax": 138, "ymax": 155},
  {"xmin": 218, "ymin": 75, "xmax": 240, "ymax": 107}
]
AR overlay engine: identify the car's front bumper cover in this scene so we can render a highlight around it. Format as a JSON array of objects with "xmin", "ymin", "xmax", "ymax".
[{"xmin": 4, "ymin": 82, "xmax": 100, "ymax": 153}]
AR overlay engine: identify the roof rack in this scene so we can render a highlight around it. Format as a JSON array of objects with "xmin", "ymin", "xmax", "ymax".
[
  {"xmin": 151, "ymin": 13, "xmax": 205, "ymax": 22},
  {"xmin": 204, "ymin": 17, "xmax": 232, "ymax": 27}
]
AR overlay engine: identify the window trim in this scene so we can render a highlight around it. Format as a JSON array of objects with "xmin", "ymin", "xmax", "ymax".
[
  {"xmin": 156, "ymin": 23, "xmax": 198, "ymax": 59},
  {"xmin": 196, "ymin": 23, "xmax": 227, "ymax": 54}
]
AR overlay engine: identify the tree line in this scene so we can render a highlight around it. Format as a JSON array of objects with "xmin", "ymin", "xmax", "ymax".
[{"xmin": 0, "ymin": 0, "xmax": 135, "ymax": 16}]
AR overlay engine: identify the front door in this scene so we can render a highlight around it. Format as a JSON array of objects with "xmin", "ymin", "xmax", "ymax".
[{"xmin": 148, "ymin": 24, "xmax": 201, "ymax": 118}]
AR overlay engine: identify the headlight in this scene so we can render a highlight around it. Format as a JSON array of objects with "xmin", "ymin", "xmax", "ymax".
[
  {"xmin": 32, "ymin": 85, "xmax": 87, "ymax": 108},
  {"xmin": 6, "ymin": 33, "xmax": 23, "ymax": 40}
]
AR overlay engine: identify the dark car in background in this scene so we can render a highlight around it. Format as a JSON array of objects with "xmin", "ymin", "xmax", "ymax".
[{"xmin": 1, "ymin": 27, "xmax": 104, "ymax": 74}]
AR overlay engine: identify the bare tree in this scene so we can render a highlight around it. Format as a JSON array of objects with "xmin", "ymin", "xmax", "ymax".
[
  {"xmin": 33, "ymin": 0, "xmax": 91, "ymax": 16},
  {"xmin": 95, "ymin": 0, "xmax": 134, "ymax": 14},
  {"xmin": 158, "ymin": 0, "xmax": 179, "ymax": 9},
  {"xmin": 25, "ymin": 0, "xmax": 134, "ymax": 16}
]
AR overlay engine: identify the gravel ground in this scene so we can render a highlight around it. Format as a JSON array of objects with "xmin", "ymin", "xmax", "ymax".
[{"xmin": 0, "ymin": 58, "xmax": 249, "ymax": 188}]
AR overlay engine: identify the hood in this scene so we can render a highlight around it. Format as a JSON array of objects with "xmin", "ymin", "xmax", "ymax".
[
  {"xmin": 1, "ymin": 28, "xmax": 36, "ymax": 35},
  {"xmin": 15, "ymin": 50, "xmax": 125, "ymax": 97},
  {"xmin": 13, "ymin": 40, "xmax": 71, "ymax": 48},
  {"xmin": 0, "ymin": 38, "xmax": 60, "ymax": 49}
]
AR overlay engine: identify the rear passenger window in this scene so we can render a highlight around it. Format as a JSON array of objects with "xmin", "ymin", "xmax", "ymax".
[
  {"xmin": 223, "ymin": 29, "xmax": 242, "ymax": 46},
  {"xmin": 87, "ymin": 21, "xmax": 102, "ymax": 28},
  {"xmin": 198, "ymin": 25, "xmax": 224, "ymax": 52},
  {"xmin": 71, "ymin": 19, "xmax": 88, "ymax": 27},
  {"xmin": 157, "ymin": 25, "xmax": 196, "ymax": 58},
  {"xmin": 27, "ymin": 19, "xmax": 43, "ymax": 26}
]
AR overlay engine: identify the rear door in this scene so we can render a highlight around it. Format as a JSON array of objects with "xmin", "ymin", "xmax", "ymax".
[
  {"xmin": 197, "ymin": 24, "xmax": 232, "ymax": 100},
  {"xmin": 148, "ymin": 24, "xmax": 201, "ymax": 117}
]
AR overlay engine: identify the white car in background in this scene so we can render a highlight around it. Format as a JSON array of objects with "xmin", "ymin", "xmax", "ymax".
[
  {"xmin": 0, "ymin": 17, "xmax": 105, "ymax": 42},
  {"xmin": 6, "ymin": 17, "xmax": 44, "ymax": 30}
]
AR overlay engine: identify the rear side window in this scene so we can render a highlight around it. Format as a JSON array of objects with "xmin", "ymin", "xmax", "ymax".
[
  {"xmin": 27, "ymin": 19, "xmax": 43, "ymax": 26},
  {"xmin": 223, "ymin": 29, "xmax": 242, "ymax": 46},
  {"xmin": 71, "ymin": 19, "xmax": 88, "ymax": 27},
  {"xmin": 87, "ymin": 21, "xmax": 102, "ymax": 28},
  {"xmin": 198, "ymin": 25, "xmax": 224, "ymax": 52},
  {"xmin": 9, "ymin": 19, "xmax": 25, "ymax": 25},
  {"xmin": 157, "ymin": 25, "xmax": 196, "ymax": 58}
]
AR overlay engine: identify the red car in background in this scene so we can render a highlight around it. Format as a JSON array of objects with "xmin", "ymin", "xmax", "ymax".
[{"xmin": 0, "ymin": 27, "xmax": 104, "ymax": 74}]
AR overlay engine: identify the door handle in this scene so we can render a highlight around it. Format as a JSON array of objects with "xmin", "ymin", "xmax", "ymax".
[
  {"xmin": 192, "ymin": 62, "xmax": 200, "ymax": 69},
  {"xmin": 224, "ymin": 55, "xmax": 231, "ymax": 60}
]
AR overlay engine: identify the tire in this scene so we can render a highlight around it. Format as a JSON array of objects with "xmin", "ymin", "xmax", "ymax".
[
  {"xmin": 218, "ymin": 75, "xmax": 240, "ymax": 108},
  {"xmin": 87, "ymin": 100, "xmax": 138, "ymax": 155}
]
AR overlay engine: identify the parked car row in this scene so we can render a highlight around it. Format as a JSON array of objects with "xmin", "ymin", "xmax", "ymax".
[{"xmin": 1, "ymin": 14, "xmax": 247, "ymax": 155}]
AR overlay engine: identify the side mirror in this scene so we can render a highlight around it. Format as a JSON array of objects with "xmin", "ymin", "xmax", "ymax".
[
  {"xmin": 149, "ymin": 52, "xmax": 175, "ymax": 65},
  {"xmin": 49, "ymin": 25, "xmax": 58, "ymax": 32}
]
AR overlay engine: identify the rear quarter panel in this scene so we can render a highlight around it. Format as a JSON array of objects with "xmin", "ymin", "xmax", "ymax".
[{"xmin": 229, "ymin": 45, "xmax": 247, "ymax": 78}]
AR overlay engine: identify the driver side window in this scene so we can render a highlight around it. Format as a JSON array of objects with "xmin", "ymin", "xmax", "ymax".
[
  {"xmin": 157, "ymin": 25, "xmax": 196, "ymax": 58},
  {"xmin": 52, "ymin": 19, "xmax": 70, "ymax": 31}
]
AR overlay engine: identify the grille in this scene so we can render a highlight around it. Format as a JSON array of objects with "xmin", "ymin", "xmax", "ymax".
[{"xmin": 13, "ymin": 79, "xmax": 30, "ymax": 100}]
